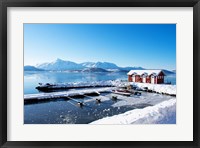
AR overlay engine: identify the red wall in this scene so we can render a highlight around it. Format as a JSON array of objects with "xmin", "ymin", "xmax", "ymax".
[
  {"xmin": 146, "ymin": 77, "xmax": 151, "ymax": 83},
  {"xmin": 128, "ymin": 71, "xmax": 165, "ymax": 84},
  {"xmin": 128, "ymin": 75, "xmax": 132, "ymax": 82},
  {"xmin": 135, "ymin": 75, "xmax": 142, "ymax": 83},
  {"xmin": 157, "ymin": 72, "xmax": 165, "ymax": 84}
]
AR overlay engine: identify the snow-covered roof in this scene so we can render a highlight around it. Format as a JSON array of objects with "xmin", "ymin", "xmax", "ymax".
[{"xmin": 127, "ymin": 70, "xmax": 164, "ymax": 76}]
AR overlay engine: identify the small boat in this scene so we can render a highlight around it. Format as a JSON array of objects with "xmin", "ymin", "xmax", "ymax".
[
  {"xmin": 112, "ymin": 90, "xmax": 132, "ymax": 96},
  {"xmin": 116, "ymin": 88, "xmax": 131, "ymax": 93}
]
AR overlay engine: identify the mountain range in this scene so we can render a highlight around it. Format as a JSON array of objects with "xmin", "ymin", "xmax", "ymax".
[
  {"xmin": 24, "ymin": 58, "xmax": 175, "ymax": 74},
  {"xmin": 81, "ymin": 61, "xmax": 119, "ymax": 69},
  {"xmin": 25, "ymin": 58, "xmax": 144, "ymax": 72},
  {"xmin": 24, "ymin": 66, "xmax": 44, "ymax": 71},
  {"xmin": 36, "ymin": 58, "xmax": 84, "ymax": 71}
]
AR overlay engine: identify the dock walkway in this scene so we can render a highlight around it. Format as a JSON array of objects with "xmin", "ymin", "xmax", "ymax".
[{"xmin": 24, "ymin": 87, "xmax": 113, "ymax": 103}]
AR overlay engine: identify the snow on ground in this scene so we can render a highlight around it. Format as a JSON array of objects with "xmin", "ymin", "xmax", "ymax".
[
  {"xmin": 28, "ymin": 80, "xmax": 176, "ymax": 101},
  {"xmin": 25, "ymin": 80, "xmax": 176, "ymax": 124},
  {"xmin": 82, "ymin": 91, "xmax": 174, "ymax": 108},
  {"xmin": 90, "ymin": 98, "xmax": 176, "ymax": 124},
  {"xmin": 80, "ymin": 90, "xmax": 175, "ymax": 111},
  {"xmin": 110, "ymin": 92, "xmax": 174, "ymax": 108},
  {"xmin": 130, "ymin": 82, "xmax": 176, "ymax": 95}
]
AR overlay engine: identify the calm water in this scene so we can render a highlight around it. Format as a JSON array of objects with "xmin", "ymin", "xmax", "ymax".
[
  {"xmin": 24, "ymin": 71, "xmax": 176, "ymax": 124},
  {"xmin": 24, "ymin": 93, "xmax": 139, "ymax": 124},
  {"xmin": 24, "ymin": 91, "xmax": 174, "ymax": 124}
]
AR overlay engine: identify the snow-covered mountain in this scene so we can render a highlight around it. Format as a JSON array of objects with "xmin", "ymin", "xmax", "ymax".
[
  {"xmin": 162, "ymin": 69, "xmax": 175, "ymax": 75},
  {"xmin": 24, "ymin": 58, "xmax": 174, "ymax": 74},
  {"xmin": 172, "ymin": 70, "xmax": 176, "ymax": 73},
  {"xmin": 26, "ymin": 58, "xmax": 175, "ymax": 74},
  {"xmin": 80, "ymin": 62, "xmax": 96, "ymax": 68},
  {"xmin": 36, "ymin": 58, "xmax": 84, "ymax": 71},
  {"xmin": 35, "ymin": 59, "xmax": 129, "ymax": 71},
  {"xmin": 24, "ymin": 66, "xmax": 44, "ymax": 71},
  {"xmin": 81, "ymin": 62, "xmax": 119, "ymax": 69}
]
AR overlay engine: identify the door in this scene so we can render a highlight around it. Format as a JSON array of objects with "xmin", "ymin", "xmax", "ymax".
[
  {"xmin": 143, "ymin": 77, "xmax": 146, "ymax": 83},
  {"xmin": 132, "ymin": 76, "xmax": 135, "ymax": 82},
  {"xmin": 151, "ymin": 77, "xmax": 154, "ymax": 84}
]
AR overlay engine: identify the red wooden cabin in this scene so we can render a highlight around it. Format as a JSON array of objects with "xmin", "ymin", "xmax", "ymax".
[{"xmin": 127, "ymin": 70, "xmax": 165, "ymax": 84}]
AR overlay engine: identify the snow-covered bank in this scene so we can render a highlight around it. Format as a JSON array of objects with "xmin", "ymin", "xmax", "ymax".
[
  {"xmin": 90, "ymin": 99, "xmax": 176, "ymax": 124},
  {"xmin": 131, "ymin": 82, "xmax": 176, "ymax": 95}
]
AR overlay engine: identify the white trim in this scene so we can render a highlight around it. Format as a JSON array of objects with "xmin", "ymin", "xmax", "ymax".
[{"xmin": 7, "ymin": 7, "xmax": 193, "ymax": 141}]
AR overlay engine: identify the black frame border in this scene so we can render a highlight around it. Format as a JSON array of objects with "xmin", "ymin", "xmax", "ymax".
[{"xmin": 0, "ymin": 0, "xmax": 199, "ymax": 148}]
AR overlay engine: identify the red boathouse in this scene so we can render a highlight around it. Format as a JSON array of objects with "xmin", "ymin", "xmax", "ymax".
[{"xmin": 127, "ymin": 70, "xmax": 165, "ymax": 84}]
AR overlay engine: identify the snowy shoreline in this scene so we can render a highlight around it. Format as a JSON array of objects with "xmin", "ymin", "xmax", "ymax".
[
  {"xmin": 90, "ymin": 98, "xmax": 176, "ymax": 124},
  {"xmin": 26, "ymin": 80, "xmax": 176, "ymax": 101},
  {"xmin": 35, "ymin": 80, "xmax": 176, "ymax": 95},
  {"xmin": 131, "ymin": 82, "xmax": 176, "ymax": 96},
  {"xmin": 25, "ymin": 80, "xmax": 176, "ymax": 124}
]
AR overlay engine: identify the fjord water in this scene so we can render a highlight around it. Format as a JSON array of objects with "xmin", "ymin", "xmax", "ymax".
[
  {"xmin": 24, "ymin": 71, "xmax": 176, "ymax": 124},
  {"xmin": 24, "ymin": 71, "xmax": 128, "ymax": 94},
  {"xmin": 24, "ymin": 93, "xmax": 138, "ymax": 124}
]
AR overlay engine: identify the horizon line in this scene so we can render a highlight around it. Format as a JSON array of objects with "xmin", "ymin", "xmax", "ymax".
[{"xmin": 24, "ymin": 58, "xmax": 176, "ymax": 71}]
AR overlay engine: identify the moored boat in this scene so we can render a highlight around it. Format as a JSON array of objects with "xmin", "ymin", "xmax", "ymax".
[{"xmin": 112, "ymin": 90, "xmax": 132, "ymax": 96}]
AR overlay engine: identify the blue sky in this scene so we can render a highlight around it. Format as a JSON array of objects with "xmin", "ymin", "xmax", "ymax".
[{"xmin": 24, "ymin": 24, "xmax": 176, "ymax": 70}]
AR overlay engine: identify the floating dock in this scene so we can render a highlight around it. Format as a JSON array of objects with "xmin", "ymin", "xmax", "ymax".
[
  {"xmin": 35, "ymin": 83, "xmax": 114, "ymax": 92},
  {"xmin": 24, "ymin": 87, "xmax": 112, "ymax": 104}
]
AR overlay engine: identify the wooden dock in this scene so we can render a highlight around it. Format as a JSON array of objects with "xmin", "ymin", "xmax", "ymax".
[{"xmin": 24, "ymin": 87, "xmax": 112, "ymax": 104}]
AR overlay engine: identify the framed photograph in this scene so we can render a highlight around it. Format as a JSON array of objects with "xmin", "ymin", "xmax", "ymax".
[{"xmin": 0, "ymin": 0, "xmax": 199, "ymax": 147}]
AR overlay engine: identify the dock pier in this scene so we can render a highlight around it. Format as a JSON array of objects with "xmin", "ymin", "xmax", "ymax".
[{"xmin": 24, "ymin": 87, "xmax": 112, "ymax": 104}]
